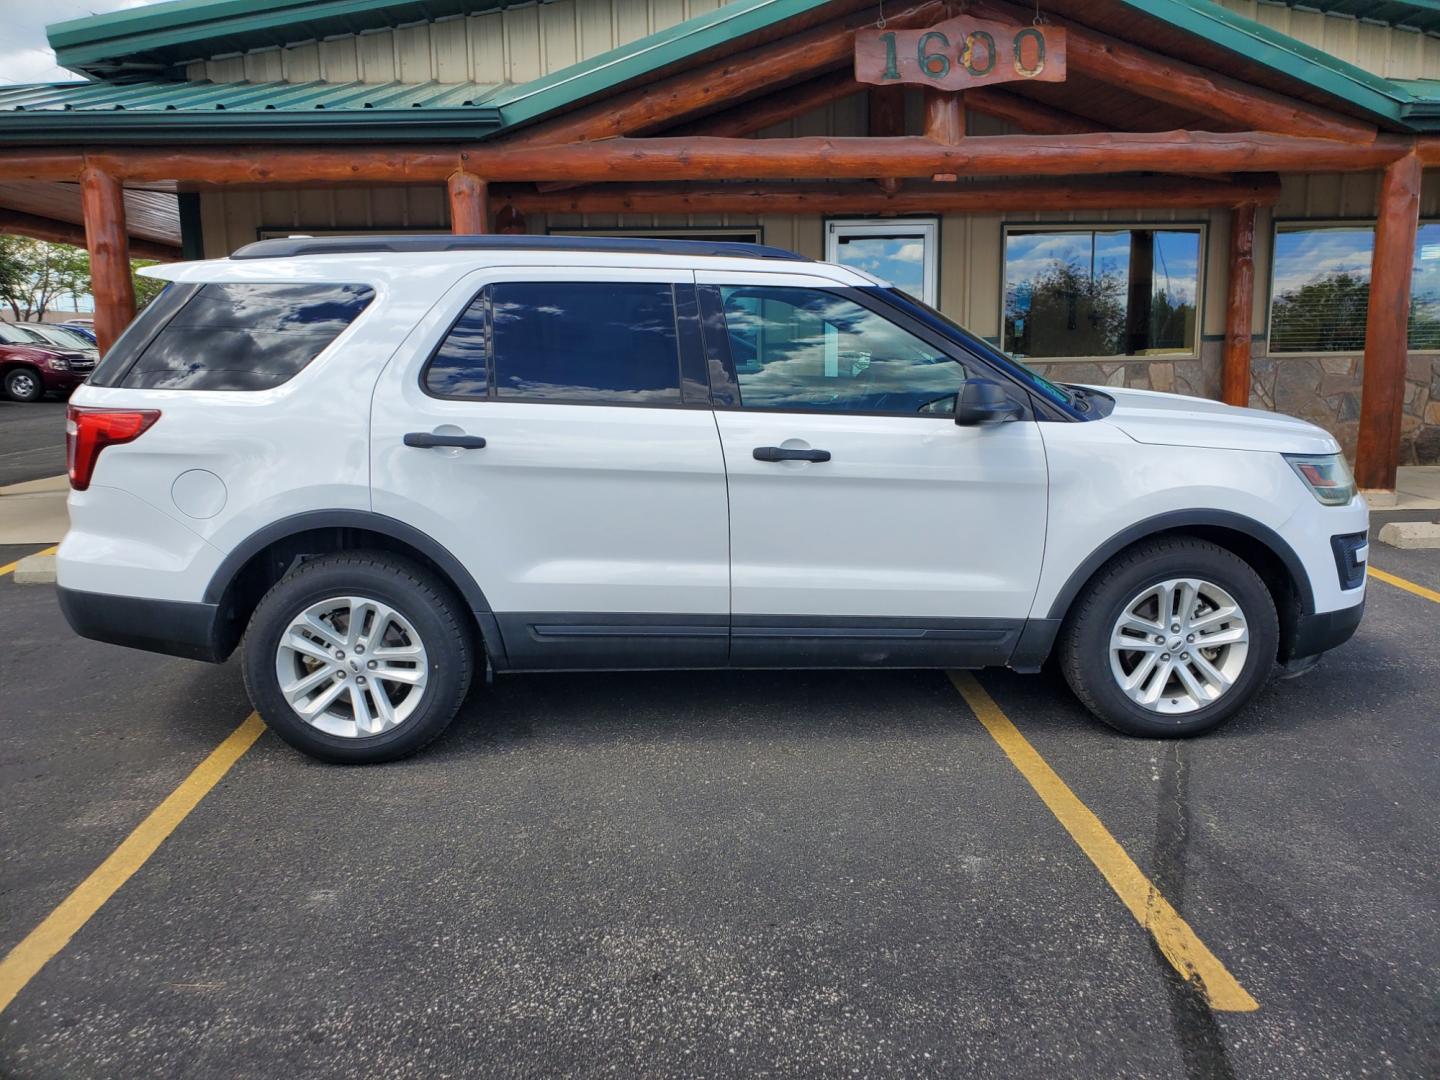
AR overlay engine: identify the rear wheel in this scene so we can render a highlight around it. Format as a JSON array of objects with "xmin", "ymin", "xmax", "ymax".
[
  {"xmin": 4, "ymin": 367, "xmax": 43, "ymax": 403},
  {"xmin": 1059, "ymin": 537, "xmax": 1278, "ymax": 738},
  {"xmin": 242, "ymin": 551, "xmax": 474, "ymax": 763}
]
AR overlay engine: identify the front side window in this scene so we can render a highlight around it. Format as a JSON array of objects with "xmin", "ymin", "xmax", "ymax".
[
  {"xmin": 1003, "ymin": 227, "xmax": 1202, "ymax": 360},
  {"xmin": 719, "ymin": 285, "xmax": 966, "ymax": 414},
  {"xmin": 1270, "ymin": 223, "xmax": 1440, "ymax": 352},
  {"xmin": 121, "ymin": 282, "xmax": 374, "ymax": 391}
]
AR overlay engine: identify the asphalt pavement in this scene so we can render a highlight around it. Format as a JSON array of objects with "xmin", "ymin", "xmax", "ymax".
[
  {"xmin": 1, "ymin": 542, "xmax": 1437, "ymax": 1078},
  {"xmin": 0, "ymin": 401, "xmax": 67, "ymax": 488}
]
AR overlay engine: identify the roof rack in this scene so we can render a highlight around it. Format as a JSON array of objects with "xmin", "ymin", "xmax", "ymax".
[{"xmin": 230, "ymin": 234, "xmax": 811, "ymax": 262}]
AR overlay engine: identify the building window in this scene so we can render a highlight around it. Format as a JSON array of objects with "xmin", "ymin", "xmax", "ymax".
[
  {"xmin": 1270, "ymin": 222, "xmax": 1440, "ymax": 353},
  {"xmin": 1003, "ymin": 226, "xmax": 1202, "ymax": 360},
  {"xmin": 825, "ymin": 219, "xmax": 939, "ymax": 306}
]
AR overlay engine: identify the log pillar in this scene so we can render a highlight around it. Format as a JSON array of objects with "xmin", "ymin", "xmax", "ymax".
[
  {"xmin": 448, "ymin": 170, "xmax": 489, "ymax": 234},
  {"xmin": 924, "ymin": 89, "xmax": 964, "ymax": 182},
  {"xmin": 1221, "ymin": 202, "xmax": 1256, "ymax": 407},
  {"xmin": 79, "ymin": 166, "xmax": 136, "ymax": 356},
  {"xmin": 1356, "ymin": 152, "xmax": 1422, "ymax": 491}
]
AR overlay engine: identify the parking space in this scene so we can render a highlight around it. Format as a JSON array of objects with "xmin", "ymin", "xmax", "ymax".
[{"xmin": 1, "ymin": 545, "xmax": 1437, "ymax": 1077}]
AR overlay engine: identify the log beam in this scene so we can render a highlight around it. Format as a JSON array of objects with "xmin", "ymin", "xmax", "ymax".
[
  {"xmin": 505, "ymin": 0, "xmax": 947, "ymax": 147},
  {"xmin": 447, "ymin": 170, "xmax": 488, "ymax": 233},
  {"xmin": 1356, "ymin": 152, "xmax": 1423, "ymax": 491},
  {"xmin": 966, "ymin": 88, "xmax": 1097, "ymax": 135},
  {"xmin": 669, "ymin": 70, "xmax": 862, "ymax": 139},
  {"xmin": 0, "ymin": 206, "xmax": 179, "ymax": 261},
  {"xmin": 0, "ymin": 132, "xmax": 1409, "ymax": 186},
  {"xmin": 1221, "ymin": 202, "xmax": 1256, "ymax": 407},
  {"xmin": 79, "ymin": 166, "xmax": 136, "ymax": 355},
  {"xmin": 499, "ymin": 175, "xmax": 1282, "ymax": 215},
  {"xmin": 971, "ymin": 0, "xmax": 1376, "ymax": 142}
]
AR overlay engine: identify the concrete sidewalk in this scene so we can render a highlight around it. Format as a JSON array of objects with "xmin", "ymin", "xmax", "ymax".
[
  {"xmin": 1387, "ymin": 466, "xmax": 1440, "ymax": 511},
  {"xmin": 0, "ymin": 473, "xmax": 68, "ymax": 546}
]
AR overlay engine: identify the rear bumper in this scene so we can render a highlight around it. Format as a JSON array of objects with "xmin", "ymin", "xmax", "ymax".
[
  {"xmin": 57, "ymin": 586, "xmax": 229, "ymax": 663},
  {"xmin": 1288, "ymin": 598, "xmax": 1365, "ymax": 662}
]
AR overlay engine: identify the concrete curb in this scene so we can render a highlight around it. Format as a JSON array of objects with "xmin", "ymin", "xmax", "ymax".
[
  {"xmin": 13, "ymin": 553, "xmax": 57, "ymax": 585},
  {"xmin": 1378, "ymin": 521, "xmax": 1440, "ymax": 550}
]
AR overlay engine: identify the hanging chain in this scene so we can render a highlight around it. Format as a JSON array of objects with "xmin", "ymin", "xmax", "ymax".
[{"xmin": 875, "ymin": 0, "xmax": 886, "ymax": 29}]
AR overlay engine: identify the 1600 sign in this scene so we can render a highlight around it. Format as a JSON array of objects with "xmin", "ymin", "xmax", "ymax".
[{"xmin": 855, "ymin": 13, "xmax": 1067, "ymax": 91}]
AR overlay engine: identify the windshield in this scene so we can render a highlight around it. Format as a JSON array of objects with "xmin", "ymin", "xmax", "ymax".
[
  {"xmin": 867, "ymin": 287, "xmax": 1087, "ymax": 417},
  {"xmin": 31, "ymin": 326, "xmax": 92, "ymax": 350}
]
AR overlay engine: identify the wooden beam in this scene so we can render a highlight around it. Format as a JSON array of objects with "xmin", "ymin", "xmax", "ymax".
[
  {"xmin": 924, "ymin": 88, "xmax": 964, "ymax": 181},
  {"xmin": 966, "ymin": 88, "xmax": 1096, "ymax": 135},
  {"xmin": 79, "ymin": 167, "xmax": 136, "ymax": 356},
  {"xmin": 447, "ymin": 170, "xmax": 488, "ymax": 233},
  {"xmin": 0, "ymin": 206, "xmax": 179, "ymax": 261},
  {"xmin": 0, "ymin": 132, "xmax": 1408, "ymax": 186},
  {"xmin": 499, "ymin": 175, "xmax": 1283, "ymax": 215},
  {"xmin": 1221, "ymin": 202, "xmax": 1256, "ymax": 408},
  {"xmin": 1356, "ymin": 152, "xmax": 1422, "ymax": 491},
  {"xmin": 668, "ymin": 70, "xmax": 862, "ymax": 139},
  {"xmin": 970, "ymin": 0, "xmax": 1377, "ymax": 143},
  {"xmin": 505, "ymin": 0, "xmax": 947, "ymax": 147}
]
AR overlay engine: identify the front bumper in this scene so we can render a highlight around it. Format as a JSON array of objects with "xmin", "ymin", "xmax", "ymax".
[
  {"xmin": 57, "ymin": 586, "xmax": 229, "ymax": 662},
  {"xmin": 1287, "ymin": 597, "xmax": 1365, "ymax": 663},
  {"xmin": 42, "ymin": 370, "xmax": 87, "ymax": 393}
]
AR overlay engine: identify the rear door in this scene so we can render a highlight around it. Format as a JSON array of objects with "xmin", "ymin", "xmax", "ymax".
[
  {"xmin": 697, "ymin": 272, "xmax": 1049, "ymax": 667},
  {"xmin": 371, "ymin": 267, "xmax": 730, "ymax": 668}
]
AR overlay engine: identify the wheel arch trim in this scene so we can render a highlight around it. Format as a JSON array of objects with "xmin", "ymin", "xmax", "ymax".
[{"xmin": 1044, "ymin": 509, "xmax": 1315, "ymax": 622}]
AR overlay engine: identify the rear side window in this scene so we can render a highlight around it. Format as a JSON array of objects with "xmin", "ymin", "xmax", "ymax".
[
  {"xmin": 119, "ymin": 283, "xmax": 374, "ymax": 391},
  {"xmin": 424, "ymin": 281, "xmax": 681, "ymax": 405}
]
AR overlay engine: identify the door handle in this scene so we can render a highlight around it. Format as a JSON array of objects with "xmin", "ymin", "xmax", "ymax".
[
  {"xmin": 404, "ymin": 432, "xmax": 487, "ymax": 450},
  {"xmin": 753, "ymin": 446, "xmax": 831, "ymax": 463}
]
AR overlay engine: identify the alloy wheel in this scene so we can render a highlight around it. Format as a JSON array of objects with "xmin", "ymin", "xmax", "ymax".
[
  {"xmin": 274, "ymin": 595, "xmax": 430, "ymax": 738},
  {"xmin": 1108, "ymin": 578, "xmax": 1250, "ymax": 716}
]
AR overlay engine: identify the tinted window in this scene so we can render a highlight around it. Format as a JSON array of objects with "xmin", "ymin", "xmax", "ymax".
[
  {"xmin": 424, "ymin": 294, "xmax": 488, "ymax": 397},
  {"xmin": 719, "ymin": 286, "xmax": 965, "ymax": 414},
  {"xmin": 121, "ymin": 282, "xmax": 373, "ymax": 391},
  {"xmin": 492, "ymin": 282, "xmax": 680, "ymax": 404}
]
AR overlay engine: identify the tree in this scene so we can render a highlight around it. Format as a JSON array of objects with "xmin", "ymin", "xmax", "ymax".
[
  {"xmin": 1005, "ymin": 257, "xmax": 1127, "ymax": 358},
  {"xmin": 0, "ymin": 237, "xmax": 161, "ymax": 320}
]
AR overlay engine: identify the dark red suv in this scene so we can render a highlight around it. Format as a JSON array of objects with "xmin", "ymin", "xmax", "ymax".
[{"xmin": 0, "ymin": 322, "xmax": 92, "ymax": 402}]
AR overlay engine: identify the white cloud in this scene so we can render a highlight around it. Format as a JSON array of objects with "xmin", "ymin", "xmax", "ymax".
[{"xmin": 0, "ymin": 0, "xmax": 161, "ymax": 86}]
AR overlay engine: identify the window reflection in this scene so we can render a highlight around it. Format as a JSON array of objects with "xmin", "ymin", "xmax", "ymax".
[
  {"xmin": 721, "ymin": 286, "xmax": 965, "ymax": 414},
  {"xmin": 424, "ymin": 296, "xmax": 488, "ymax": 397},
  {"xmin": 1003, "ymin": 228, "xmax": 1200, "ymax": 359}
]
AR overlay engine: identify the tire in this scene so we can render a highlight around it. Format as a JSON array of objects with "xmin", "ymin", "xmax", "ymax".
[
  {"xmin": 1058, "ymin": 537, "xmax": 1278, "ymax": 738},
  {"xmin": 4, "ymin": 367, "xmax": 44, "ymax": 403},
  {"xmin": 242, "ymin": 550, "xmax": 474, "ymax": 763}
]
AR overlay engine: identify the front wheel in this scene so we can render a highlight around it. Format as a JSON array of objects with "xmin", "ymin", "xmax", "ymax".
[
  {"xmin": 1059, "ymin": 537, "xmax": 1278, "ymax": 738},
  {"xmin": 242, "ymin": 551, "xmax": 474, "ymax": 763},
  {"xmin": 4, "ymin": 367, "xmax": 44, "ymax": 402}
]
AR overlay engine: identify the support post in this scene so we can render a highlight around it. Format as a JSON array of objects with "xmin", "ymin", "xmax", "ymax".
[
  {"xmin": 1356, "ymin": 152, "xmax": 1422, "ymax": 491},
  {"xmin": 448, "ymin": 170, "xmax": 488, "ymax": 234},
  {"xmin": 1221, "ymin": 203, "xmax": 1256, "ymax": 407},
  {"xmin": 924, "ymin": 89, "xmax": 964, "ymax": 181},
  {"xmin": 79, "ymin": 165, "xmax": 135, "ymax": 355}
]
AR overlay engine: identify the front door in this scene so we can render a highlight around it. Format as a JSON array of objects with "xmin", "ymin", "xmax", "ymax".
[
  {"xmin": 371, "ymin": 267, "xmax": 730, "ymax": 668},
  {"xmin": 697, "ymin": 272, "xmax": 1049, "ymax": 667}
]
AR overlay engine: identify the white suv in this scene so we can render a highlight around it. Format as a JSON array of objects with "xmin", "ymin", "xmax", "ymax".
[{"xmin": 57, "ymin": 236, "xmax": 1368, "ymax": 763}]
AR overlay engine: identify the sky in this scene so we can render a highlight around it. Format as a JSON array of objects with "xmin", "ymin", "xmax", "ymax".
[{"xmin": 0, "ymin": 0, "xmax": 159, "ymax": 86}]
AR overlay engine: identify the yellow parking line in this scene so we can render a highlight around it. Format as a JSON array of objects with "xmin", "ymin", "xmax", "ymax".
[
  {"xmin": 0, "ymin": 713, "xmax": 265, "ymax": 1016},
  {"xmin": 949, "ymin": 672, "xmax": 1259, "ymax": 1013},
  {"xmin": 0, "ymin": 545, "xmax": 58, "ymax": 578},
  {"xmin": 1368, "ymin": 566, "xmax": 1440, "ymax": 605}
]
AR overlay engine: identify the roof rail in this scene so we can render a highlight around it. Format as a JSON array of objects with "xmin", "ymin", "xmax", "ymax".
[{"xmin": 230, "ymin": 234, "xmax": 811, "ymax": 262}]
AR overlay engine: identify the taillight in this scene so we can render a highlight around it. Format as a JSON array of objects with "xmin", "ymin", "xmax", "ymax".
[{"xmin": 66, "ymin": 405, "xmax": 160, "ymax": 491}]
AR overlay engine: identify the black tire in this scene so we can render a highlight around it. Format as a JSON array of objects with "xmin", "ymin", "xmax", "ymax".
[
  {"xmin": 1058, "ymin": 537, "xmax": 1278, "ymax": 738},
  {"xmin": 242, "ymin": 550, "xmax": 474, "ymax": 763},
  {"xmin": 4, "ymin": 367, "xmax": 44, "ymax": 403}
]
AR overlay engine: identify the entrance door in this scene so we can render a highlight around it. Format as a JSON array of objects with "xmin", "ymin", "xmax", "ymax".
[
  {"xmin": 697, "ymin": 272, "xmax": 1049, "ymax": 667},
  {"xmin": 371, "ymin": 267, "xmax": 730, "ymax": 668}
]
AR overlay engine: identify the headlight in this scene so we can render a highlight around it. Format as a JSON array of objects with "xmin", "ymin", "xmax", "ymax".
[
  {"xmin": 1284, "ymin": 453, "xmax": 1356, "ymax": 506},
  {"xmin": 47, "ymin": 356, "xmax": 68, "ymax": 371}
]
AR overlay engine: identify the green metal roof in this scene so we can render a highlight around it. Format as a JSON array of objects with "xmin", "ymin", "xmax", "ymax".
[
  {"xmin": 22, "ymin": 0, "xmax": 1440, "ymax": 145},
  {"xmin": 0, "ymin": 79, "xmax": 503, "ymax": 144}
]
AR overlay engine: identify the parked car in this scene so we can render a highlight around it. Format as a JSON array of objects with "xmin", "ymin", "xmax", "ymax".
[
  {"xmin": 58, "ymin": 322, "xmax": 97, "ymax": 345},
  {"xmin": 23, "ymin": 323, "xmax": 100, "ymax": 360},
  {"xmin": 56, "ymin": 236, "xmax": 1368, "ymax": 763},
  {"xmin": 0, "ymin": 322, "xmax": 92, "ymax": 402}
]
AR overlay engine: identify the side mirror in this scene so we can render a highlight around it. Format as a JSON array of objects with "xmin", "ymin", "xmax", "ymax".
[{"xmin": 954, "ymin": 379, "xmax": 1022, "ymax": 426}]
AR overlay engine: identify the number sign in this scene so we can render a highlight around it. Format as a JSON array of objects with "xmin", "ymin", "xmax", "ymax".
[{"xmin": 855, "ymin": 14, "xmax": 1067, "ymax": 91}]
